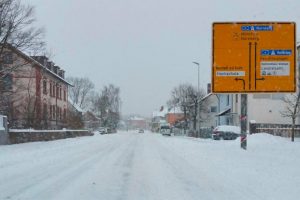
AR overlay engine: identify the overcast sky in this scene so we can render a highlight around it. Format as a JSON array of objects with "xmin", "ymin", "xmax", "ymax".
[{"xmin": 23, "ymin": 0, "xmax": 300, "ymax": 117}]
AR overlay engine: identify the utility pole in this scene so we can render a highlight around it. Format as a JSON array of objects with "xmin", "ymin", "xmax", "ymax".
[{"xmin": 193, "ymin": 62, "xmax": 200, "ymax": 134}]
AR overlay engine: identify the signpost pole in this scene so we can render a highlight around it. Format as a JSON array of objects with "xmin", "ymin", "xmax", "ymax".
[{"xmin": 241, "ymin": 94, "xmax": 247, "ymax": 150}]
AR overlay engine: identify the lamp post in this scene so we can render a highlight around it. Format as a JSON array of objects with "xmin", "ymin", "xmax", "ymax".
[
  {"xmin": 193, "ymin": 62, "xmax": 200, "ymax": 134},
  {"xmin": 193, "ymin": 62, "xmax": 200, "ymax": 95}
]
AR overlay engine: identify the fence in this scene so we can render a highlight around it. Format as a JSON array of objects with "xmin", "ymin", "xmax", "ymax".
[
  {"xmin": 249, "ymin": 122, "xmax": 300, "ymax": 137},
  {"xmin": 173, "ymin": 127, "xmax": 213, "ymax": 138}
]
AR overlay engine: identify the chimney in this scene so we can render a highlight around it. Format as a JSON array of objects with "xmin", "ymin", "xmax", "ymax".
[
  {"xmin": 207, "ymin": 83, "xmax": 211, "ymax": 94},
  {"xmin": 53, "ymin": 66, "xmax": 60, "ymax": 74},
  {"xmin": 47, "ymin": 61, "xmax": 54, "ymax": 71},
  {"xmin": 31, "ymin": 56, "xmax": 48, "ymax": 66},
  {"xmin": 59, "ymin": 69, "xmax": 65, "ymax": 78}
]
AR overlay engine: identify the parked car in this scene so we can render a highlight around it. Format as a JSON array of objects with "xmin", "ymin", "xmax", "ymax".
[
  {"xmin": 138, "ymin": 129, "xmax": 144, "ymax": 133},
  {"xmin": 98, "ymin": 127, "xmax": 108, "ymax": 134},
  {"xmin": 160, "ymin": 126, "xmax": 171, "ymax": 136},
  {"xmin": 212, "ymin": 125, "xmax": 240, "ymax": 140},
  {"xmin": 107, "ymin": 127, "xmax": 117, "ymax": 134}
]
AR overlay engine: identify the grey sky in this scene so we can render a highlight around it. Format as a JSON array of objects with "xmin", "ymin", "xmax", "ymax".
[{"xmin": 23, "ymin": 0, "xmax": 300, "ymax": 116}]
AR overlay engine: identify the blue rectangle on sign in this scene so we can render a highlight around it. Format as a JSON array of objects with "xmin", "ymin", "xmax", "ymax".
[
  {"xmin": 261, "ymin": 50, "xmax": 292, "ymax": 56},
  {"xmin": 241, "ymin": 25, "xmax": 273, "ymax": 31}
]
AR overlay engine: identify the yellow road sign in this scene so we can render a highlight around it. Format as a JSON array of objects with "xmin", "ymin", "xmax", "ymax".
[{"xmin": 212, "ymin": 22, "xmax": 296, "ymax": 93}]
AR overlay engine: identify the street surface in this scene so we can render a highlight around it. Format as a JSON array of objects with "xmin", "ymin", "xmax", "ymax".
[{"xmin": 0, "ymin": 131, "xmax": 299, "ymax": 200}]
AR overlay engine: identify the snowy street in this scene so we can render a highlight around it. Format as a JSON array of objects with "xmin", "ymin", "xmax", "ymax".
[{"xmin": 0, "ymin": 131, "xmax": 300, "ymax": 200}]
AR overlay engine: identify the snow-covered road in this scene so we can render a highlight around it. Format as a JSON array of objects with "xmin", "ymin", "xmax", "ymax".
[{"xmin": 0, "ymin": 131, "xmax": 299, "ymax": 200}]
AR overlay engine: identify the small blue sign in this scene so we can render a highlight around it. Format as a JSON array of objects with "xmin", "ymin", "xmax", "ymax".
[
  {"xmin": 241, "ymin": 25, "xmax": 273, "ymax": 31},
  {"xmin": 261, "ymin": 49, "xmax": 292, "ymax": 56}
]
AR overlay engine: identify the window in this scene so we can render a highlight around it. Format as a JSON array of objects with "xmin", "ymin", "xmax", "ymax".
[
  {"xmin": 56, "ymin": 85, "xmax": 59, "ymax": 98},
  {"xmin": 226, "ymin": 117, "xmax": 230, "ymax": 125},
  {"xmin": 59, "ymin": 107, "xmax": 62, "ymax": 120},
  {"xmin": 43, "ymin": 103, "xmax": 47, "ymax": 118},
  {"xmin": 50, "ymin": 82, "xmax": 52, "ymax": 96},
  {"xmin": 52, "ymin": 84, "xmax": 56, "ymax": 97},
  {"xmin": 3, "ymin": 74, "xmax": 13, "ymax": 90},
  {"xmin": 57, "ymin": 106, "xmax": 59, "ymax": 120},
  {"xmin": 64, "ymin": 90, "xmax": 66, "ymax": 101},
  {"xmin": 2, "ymin": 52, "xmax": 13, "ymax": 64},
  {"xmin": 210, "ymin": 106, "xmax": 217, "ymax": 113},
  {"xmin": 52, "ymin": 105, "xmax": 56, "ymax": 119},
  {"xmin": 60, "ymin": 87, "xmax": 62, "ymax": 99},
  {"xmin": 226, "ymin": 95, "xmax": 230, "ymax": 106},
  {"xmin": 63, "ymin": 108, "xmax": 67, "ymax": 120},
  {"xmin": 236, "ymin": 94, "xmax": 238, "ymax": 103},
  {"xmin": 49, "ymin": 105, "xmax": 52, "ymax": 119},
  {"xmin": 43, "ymin": 80, "xmax": 47, "ymax": 94}
]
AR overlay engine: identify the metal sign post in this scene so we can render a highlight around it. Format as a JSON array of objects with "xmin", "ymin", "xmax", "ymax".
[{"xmin": 240, "ymin": 94, "xmax": 247, "ymax": 150}]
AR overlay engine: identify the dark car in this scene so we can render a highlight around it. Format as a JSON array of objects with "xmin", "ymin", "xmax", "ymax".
[
  {"xmin": 138, "ymin": 129, "xmax": 144, "ymax": 133},
  {"xmin": 160, "ymin": 125, "xmax": 171, "ymax": 136},
  {"xmin": 107, "ymin": 127, "xmax": 117, "ymax": 134},
  {"xmin": 212, "ymin": 125, "xmax": 240, "ymax": 140}
]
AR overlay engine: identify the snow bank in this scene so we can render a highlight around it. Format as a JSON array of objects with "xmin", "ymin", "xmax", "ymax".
[
  {"xmin": 162, "ymin": 132, "xmax": 300, "ymax": 200},
  {"xmin": 0, "ymin": 132, "xmax": 299, "ymax": 200}
]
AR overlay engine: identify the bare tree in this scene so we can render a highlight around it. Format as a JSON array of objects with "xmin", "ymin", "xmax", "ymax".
[
  {"xmin": 0, "ymin": 0, "xmax": 45, "ymax": 51},
  {"xmin": 67, "ymin": 77, "xmax": 95, "ymax": 110},
  {"xmin": 280, "ymin": 93, "xmax": 300, "ymax": 142},
  {"xmin": 66, "ymin": 107, "xmax": 84, "ymax": 129},
  {"xmin": 0, "ymin": 1, "xmax": 45, "ymax": 123},
  {"xmin": 90, "ymin": 84, "xmax": 121, "ymax": 129},
  {"xmin": 168, "ymin": 83, "xmax": 206, "ymax": 134}
]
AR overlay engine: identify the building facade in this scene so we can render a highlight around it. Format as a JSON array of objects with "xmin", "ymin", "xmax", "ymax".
[
  {"xmin": 0, "ymin": 45, "xmax": 71, "ymax": 129},
  {"xmin": 166, "ymin": 107, "xmax": 184, "ymax": 126}
]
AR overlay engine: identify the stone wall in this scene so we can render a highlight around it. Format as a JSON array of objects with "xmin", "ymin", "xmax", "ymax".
[{"xmin": 8, "ymin": 130, "xmax": 93, "ymax": 144}]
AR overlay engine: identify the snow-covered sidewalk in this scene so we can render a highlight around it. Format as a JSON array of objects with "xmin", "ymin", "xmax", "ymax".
[{"xmin": 0, "ymin": 131, "xmax": 299, "ymax": 200}]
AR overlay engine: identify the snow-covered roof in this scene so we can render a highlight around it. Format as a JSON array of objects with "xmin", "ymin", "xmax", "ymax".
[
  {"xmin": 129, "ymin": 116, "xmax": 145, "ymax": 121},
  {"xmin": 68, "ymin": 99, "xmax": 84, "ymax": 113},
  {"xmin": 152, "ymin": 107, "xmax": 168, "ymax": 117},
  {"xmin": 216, "ymin": 108, "xmax": 231, "ymax": 116},
  {"xmin": 4, "ymin": 44, "xmax": 72, "ymax": 86},
  {"xmin": 167, "ymin": 107, "xmax": 183, "ymax": 114},
  {"xmin": 200, "ymin": 93, "xmax": 213, "ymax": 102}
]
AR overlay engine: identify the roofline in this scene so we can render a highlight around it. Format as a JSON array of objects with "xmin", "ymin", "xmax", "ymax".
[
  {"xmin": 199, "ymin": 93, "xmax": 213, "ymax": 102},
  {"xmin": 3, "ymin": 44, "xmax": 73, "ymax": 86}
]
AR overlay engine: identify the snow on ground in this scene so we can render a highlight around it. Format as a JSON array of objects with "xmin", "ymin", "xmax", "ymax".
[{"xmin": 0, "ymin": 131, "xmax": 299, "ymax": 200}]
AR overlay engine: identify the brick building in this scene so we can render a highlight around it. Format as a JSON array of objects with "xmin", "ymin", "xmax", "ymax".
[
  {"xmin": 166, "ymin": 107, "xmax": 184, "ymax": 126},
  {"xmin": 0, "ymin": 45, "xmax": 71, "ymax": 129}
]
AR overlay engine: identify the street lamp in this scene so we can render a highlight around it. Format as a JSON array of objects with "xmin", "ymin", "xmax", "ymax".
[
  {"xmin": 193, "ymin": 62, "xmax": 200, "ymax": 134},
  {"xmin": 192, "ymin": 62, "xmax": 200, "ymax": 95}
]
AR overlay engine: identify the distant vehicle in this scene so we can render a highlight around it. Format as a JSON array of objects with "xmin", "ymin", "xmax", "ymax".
[
  {"xmin": 160, "ymin": 125, "xmax": 171, "ymax": 136},
  {"xmin": 138, "ymin": 129, "xmax": 144, "ymax": 133},
  {"xmin": 212, "ymin": 125, "xmax": 240, "ymax": 140},
  {"xmin": 98, "ymin": 127, "xmax": 108, "ymax": 134},
  {"xmin": 107, "ymin": 127, "xmax": 117, "ymax": 134}
]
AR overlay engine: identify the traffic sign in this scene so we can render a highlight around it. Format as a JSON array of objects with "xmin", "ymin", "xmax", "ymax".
[{"xmin": 212, "ymin": 22, "xmax": 296, "ymax": 93}]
